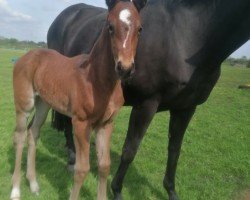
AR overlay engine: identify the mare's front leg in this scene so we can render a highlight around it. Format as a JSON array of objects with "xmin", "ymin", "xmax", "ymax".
[
  {"xmin": 111, "ymin": 99, "xmax": 159, "ymax": 200},
  {"xmin": 163, "ymin": 107, "xmax": 196, "ymax": 200},
  {"xmin": 96, "ymin": 122, "xmax": 113, "ymax": 200},
  {"xmin": 69, "ymin": 118, "xmax": 91, "ymax": 200}
]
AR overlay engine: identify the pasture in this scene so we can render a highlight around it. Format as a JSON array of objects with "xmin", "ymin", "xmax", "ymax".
[{"xmin": 0, "ymin": 48, "xmax": 249, "ymax": 199}]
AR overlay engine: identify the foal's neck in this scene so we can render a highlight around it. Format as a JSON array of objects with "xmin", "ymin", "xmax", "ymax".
[{"xmin": 87, "ymin": 26, "xmax": 118, "ymax": 90}]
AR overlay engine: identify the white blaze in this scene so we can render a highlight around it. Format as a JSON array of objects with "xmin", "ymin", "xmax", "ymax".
[
  {"xmin": 123, "ymin": 30, "xmax": 130, "ymax": 48},
  {"xmin": 119, "ymin": 9, "xmax": 132, "ymax": 48}
]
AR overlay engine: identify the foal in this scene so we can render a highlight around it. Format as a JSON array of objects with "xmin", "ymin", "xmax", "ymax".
[{"xmin": 10, "ymin": 0, "xmax": 146, "ymax": 199}]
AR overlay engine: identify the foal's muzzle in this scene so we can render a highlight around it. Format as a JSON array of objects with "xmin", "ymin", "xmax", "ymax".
[{"xmin": 115, "ymin": 61, "xmax": 135, "ymax": 80}]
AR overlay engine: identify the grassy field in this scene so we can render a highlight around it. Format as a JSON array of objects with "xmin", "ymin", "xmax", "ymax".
[{"xmin": 0, "ymin": 48, "xmax": 249, "ymax": 200}]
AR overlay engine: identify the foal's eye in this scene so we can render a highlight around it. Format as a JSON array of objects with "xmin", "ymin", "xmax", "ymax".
[
  {"xmin": 108, "ymin": 24, "xmax": 114, "ymax": 35},
  {"xmin": 138, "ymin": 26, "xmax": 143, "ymax": 35}
]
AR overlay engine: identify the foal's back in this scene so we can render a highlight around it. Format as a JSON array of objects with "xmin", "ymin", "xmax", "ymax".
[{"xmin": 13, "ymin": 49, "xmax": 89, "ymax": 116}]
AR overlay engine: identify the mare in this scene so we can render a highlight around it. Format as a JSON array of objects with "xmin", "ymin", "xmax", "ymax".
[
  {"xmin": 10, "ymin": 0, "xmax": 146, "ymax": 199},
  {"xmin": 47, "ymin": 0, "xmax": 250, "ymax": 199}
]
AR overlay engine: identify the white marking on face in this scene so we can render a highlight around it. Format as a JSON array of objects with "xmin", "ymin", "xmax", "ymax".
[
  {"xmin": 123, "ymin": 29, "xmax": 130, "ymax": 48},
  {"xmin": 119, "ymin": 9, "xmax": 132, "ymax": 49},
  {"xmin": 119, "ymin": 9, "xmax": 131, "ymax": 25}
]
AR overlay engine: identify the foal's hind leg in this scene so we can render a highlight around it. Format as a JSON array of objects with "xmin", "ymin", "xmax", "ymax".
[
  {"xmin": 26, "ymin": 97, "xmax": 50, "ymax": 195},
  {"xmin": 96, "ymin": 122, "xmax": 113, "ymax": 200},
  {"xmin": 10, "ymin": 112, "xmax": 30, "ymax": 200},
  {"xmin": 11, "ymin": 91, "xmax": 34, "ymax": 200}
]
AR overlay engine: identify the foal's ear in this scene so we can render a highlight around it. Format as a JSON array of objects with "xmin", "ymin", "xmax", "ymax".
[
  {"xmin": 106, "ymin": 0, "xmax": 117, "ymax": 10},
  {"xmin": 132, "ymin": 0, "xmax": 147, "ymax": 11}
]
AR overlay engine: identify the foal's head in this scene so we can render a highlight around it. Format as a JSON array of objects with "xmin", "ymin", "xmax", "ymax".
[{"xmin": 106, "ymin": 0, "xmax": 147, "ymax": 79}]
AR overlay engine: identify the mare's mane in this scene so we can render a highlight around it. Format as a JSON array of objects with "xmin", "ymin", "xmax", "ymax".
[{"xmin": 164, "ymin": 0, "xmax": 220, "ymax": 8}]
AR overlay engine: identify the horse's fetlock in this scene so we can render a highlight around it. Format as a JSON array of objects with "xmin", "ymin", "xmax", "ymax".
[{"xmin": 163, "ymin": 177, "xmax": 175, "ymax": 192}]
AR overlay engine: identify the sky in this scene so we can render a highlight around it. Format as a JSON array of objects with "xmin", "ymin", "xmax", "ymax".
[{"xmin": 0, "ymin": 0, "xmax": 249, "ymax": 58}]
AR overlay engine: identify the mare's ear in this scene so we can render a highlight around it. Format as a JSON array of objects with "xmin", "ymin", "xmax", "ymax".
[
  {"xmin": 106, "ymin": 0, "xmax": 118, "ymax": 10},
  {"xmin": 132, "ymin": 0, "xmax": 147, "ymax": 11}
]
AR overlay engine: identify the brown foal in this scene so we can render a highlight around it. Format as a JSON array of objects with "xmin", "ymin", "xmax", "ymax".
[{"xmin": 10, "ymin": 0, "xmax": 146, "ymax": 199}]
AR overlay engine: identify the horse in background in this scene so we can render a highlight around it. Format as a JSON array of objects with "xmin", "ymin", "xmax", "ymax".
[
  {"xmin": 47, "ymin": 0, "xmax": 250, "ymax": 199},
  {"xmin": 10, "ymin": 0, "xmax": 146, "ymax": 199}
]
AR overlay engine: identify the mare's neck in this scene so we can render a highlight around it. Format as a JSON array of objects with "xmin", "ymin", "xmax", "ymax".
[
  {"xmin": 167, "ymin": 0, "xmax": 250, "ymax": 67},
  {"xmin": 88, "ymin": 25, "xmax": 118, "ymax": 89}
]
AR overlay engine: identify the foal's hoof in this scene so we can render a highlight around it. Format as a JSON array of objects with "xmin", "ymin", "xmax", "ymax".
[
  {"xmin": 113, "ymin": 193, "xmax": 123, "ymax": 200},
  {"xmin": 10, "ymin": 188, "xmax": 20, "ymax": 200},
  {"xmin": 30, "ymin": 181, "xmax": 40, "ymax": 195}
]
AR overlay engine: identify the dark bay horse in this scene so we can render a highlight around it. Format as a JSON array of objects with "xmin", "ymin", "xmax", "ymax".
[
  {"xmin": 11, "ymin": 0, "xmax": 146, "ymax": 199},
  {"xmin": 47, "ymin": 0, "xmax": 250, "ymax": 199}
]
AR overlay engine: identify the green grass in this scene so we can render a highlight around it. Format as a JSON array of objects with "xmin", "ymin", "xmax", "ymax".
[{"xmin": 0, "ymin": 48, "xmax": 249, "ymax": 200}]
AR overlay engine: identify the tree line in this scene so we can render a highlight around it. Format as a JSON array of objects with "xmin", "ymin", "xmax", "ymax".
[
  {"xmin": 225, "ymin": 56, "xmax": 250, "ymax": 68},
  {"xmin": 0, "ymin": 36, "xmax": 249, "ymax": 68},
  {"xmin": 0, "ymin": 37, "xmax": 47, "ymax": 50}
]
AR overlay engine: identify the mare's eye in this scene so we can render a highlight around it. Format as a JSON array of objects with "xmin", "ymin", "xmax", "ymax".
[
  {"xmin": 138, "ymin": 26, "xmax": 143, "ymax": 35},
  {"xmin": 108, "ymin": 24, "xmax": 114, "ymax": 35}
]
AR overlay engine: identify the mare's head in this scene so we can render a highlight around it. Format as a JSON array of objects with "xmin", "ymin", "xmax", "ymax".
[{"xmin": 106, "ymin": 0, "xmax": 147, "ymax": 79}]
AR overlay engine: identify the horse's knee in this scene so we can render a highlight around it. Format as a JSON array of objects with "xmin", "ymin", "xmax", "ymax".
[
  {"xmin": 121, "ymin": 145, "xmax": 138, "ymax": 164},
  {"xmin": 98, "ymin": 161, "xmax": 110, "ymax": 178},
  {"xmin": 13, "ymin": 131, "xmax": 26, "ymax": 147},
  {"xmin": 74, "ymin": 166, "xmax": 90, "ymax": 183}
]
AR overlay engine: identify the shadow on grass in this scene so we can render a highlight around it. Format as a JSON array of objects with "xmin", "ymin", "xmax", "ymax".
[
  {"xmin": 8, "ymin": 122, "xmax": 166, "ymax": 199},
  {"xmin": 7, "ymin": 132, "xmax": 77, "ymax": 199}
]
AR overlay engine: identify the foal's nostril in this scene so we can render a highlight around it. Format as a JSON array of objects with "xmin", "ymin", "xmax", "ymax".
[
  {"xmin": 117, "ymin": 61, "xmax": 122, "ymax": 72},
  {"xmin": 116, "ymin": 62, "xmax": 135, "ymax": 79},
  {"xmin": 130, "ymin": 63, "xmax": 135, "ymax": 75}
]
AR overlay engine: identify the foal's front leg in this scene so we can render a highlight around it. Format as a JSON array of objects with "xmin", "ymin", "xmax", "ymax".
[
  {"xmin": 96, "ymin": 122, "xmax": 113, "ymax": 200},
  {"xmin": 70, "ymin": 118, "xmax": 91, "ymax": 200}
]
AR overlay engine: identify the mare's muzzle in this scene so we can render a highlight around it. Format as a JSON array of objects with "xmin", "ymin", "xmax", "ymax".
[{"xmin": 116, "ymin": 61, "xmax": 135, "ymax": 80}]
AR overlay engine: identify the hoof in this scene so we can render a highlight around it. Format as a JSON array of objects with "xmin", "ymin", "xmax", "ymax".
[
  {"xmin": 67, "ymin": 164, "xmax": 75, "ymax": 172},
  {"xmin": 10, "ymin": 188, "xmax": 20, "ymax": 200},
  {"xmin": 67, "ymin": 149, "xmax": 76, "ymax": 167},
  {"xmin": 113, "ymin": 193, "xmax": 123, "ymax": 200},
  {"xmin": 30, "ymin": 181, "xmax": 40, "ymax": 195},
  {"xmin": 169, "ymin": 191, "xmax": 179, "ymax": 200}
]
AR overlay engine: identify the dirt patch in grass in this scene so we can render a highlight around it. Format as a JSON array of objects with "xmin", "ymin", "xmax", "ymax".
[{"xmin": 234, "ymin": 189, "xmax": 250, "ymax": 200}]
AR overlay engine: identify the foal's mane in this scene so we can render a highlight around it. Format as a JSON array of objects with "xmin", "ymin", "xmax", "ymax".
[{"xmin": 107, "ymin": 0, "xmax": 136, "ymax": 10}]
